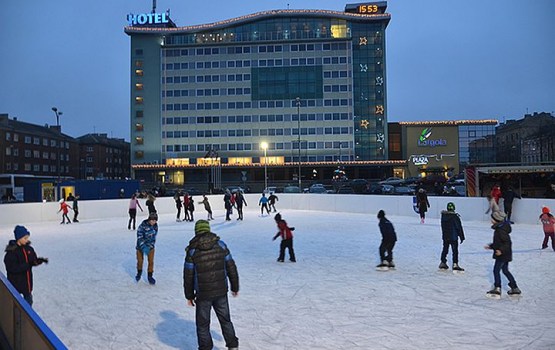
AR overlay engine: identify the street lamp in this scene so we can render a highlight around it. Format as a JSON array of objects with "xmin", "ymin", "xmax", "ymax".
[
  {"xmin": 52, "ymin": 107, "xmax": 63, "ymax": 200},
  {"xmin": 261, "ymin": 142, "xmax": 268, "ymax": 191},
  {"xmin": 295, "ymin": 97, "xmax": 301, "ymax": 189}
]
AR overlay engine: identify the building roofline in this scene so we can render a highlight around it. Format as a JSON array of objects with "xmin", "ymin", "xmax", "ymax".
[{"xmin": 398, "ymin": 119, "xmax": 498, "ymax": 126}]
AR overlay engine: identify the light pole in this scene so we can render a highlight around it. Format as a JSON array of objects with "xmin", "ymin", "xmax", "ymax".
[
  {"xmin": 261, "ymin": 142, "xmax": 268, "ymax": 191},
  {"xmin": 295, "ymin": 97, "xmax": 301, "ymax": 190},
  {"xmin": 52, "ymin": 107, "xmax": 63, "ymax": 200}
]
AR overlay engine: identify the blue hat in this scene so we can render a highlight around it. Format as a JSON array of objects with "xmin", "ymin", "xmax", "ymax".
[{"xmin": 14, "ymin": 225, "xmax": 30, "ymax": 240}]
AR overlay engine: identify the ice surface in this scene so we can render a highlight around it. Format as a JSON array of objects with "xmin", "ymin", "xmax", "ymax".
[{"xmin": 1, "ymin": 210, "xmax": 555, "ymax": 349}]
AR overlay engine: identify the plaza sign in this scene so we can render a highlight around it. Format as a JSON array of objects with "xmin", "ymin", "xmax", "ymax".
[{"xmin": 127, "ymin": 12, "xmax": 169, "ymax": 26}]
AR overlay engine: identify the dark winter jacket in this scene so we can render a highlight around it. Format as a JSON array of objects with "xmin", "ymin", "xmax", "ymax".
[
  {"xmin": 235, "ymin": 193, "xmax": 247, "ymax": 208},
  {"xmin": 440, "ymin": 210, "xmax": 465, "ymax": 242},
  {"xmin": 224, "ymin": 193, "xmax": 232, "ymax": 210},
  {"xmin": 146, "ymin": 199, "xmax": 156, "ymax": 214},
  {"xmin": 183, "ymin": 232, "xmax": 239, "ymax": 301},
  {"xmin": 268, "ymin": 194, "xmax": 278, "ymax": 205},
  {"xmin": 416, "ymin": 192, "xmax": 430, "ymax": 212},
  {"xmin": 378, "ymin": 218, "xmax": 397, "ymax": 243},
  {"xmin": 136, "ymin": 219, "xmax": 158, "ymax": 254},
  {"xmin": 489, "ymin": 221, "xmax": 512, "ymax": 262},
  {"xmin": 502, "ymin": 189, "xmax": 520, "ymax": 206},
  {"xmin": 4, "ymin": 241, "xmax": 39, "ymax": 295}
]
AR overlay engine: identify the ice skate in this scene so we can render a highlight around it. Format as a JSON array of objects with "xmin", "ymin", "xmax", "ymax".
[
  {"xmin": 388, "ymin": 261, "xmax": 396, "ymax": 270},
  {"xmin": 507, "ymin": 287, "xmax": 521, "ymax": 296},
  {"xmin": 486, "ymin": 287, "xmax": 501, "ymax": 299},
  {"xmin": 147, "ymin": 273, "xmax": 156, "ymax": 285},
  {"xmin": 438, "ymin": 262, "xmax": 449, "ymax": 270},
  {"xmin": 135, "ymin": 270, "xmax": 142, "ymax": 282},
  {"xmin": 452, "ymin": 263, "xmax": 465, "ymax": 274},
  {"xmin": 376, "ymin": 260, "xmax": 389, "ymax": 271}
]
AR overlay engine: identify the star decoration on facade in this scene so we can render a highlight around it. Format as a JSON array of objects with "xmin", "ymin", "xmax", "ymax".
[
  {"xmin": 360, "ymin": 64, "xmax": 368, "ymax": 72},
  {"xmin": 360, "ymin": 119, "xmax": 369, "ymax": 129},
  {"xmin": 375, "ymin": 76, "xmax": 383, "ymax": 85},
  {"xmin": 375, "ymin": 105, "xmax": 384, "ymax": 115},
  {"xmin": 359, "ymin": 37, "xmax": 368, "ymax": 46},
  {"xmin": 376, "ymin": 133, "xmax": 385, "ymax": 143}
]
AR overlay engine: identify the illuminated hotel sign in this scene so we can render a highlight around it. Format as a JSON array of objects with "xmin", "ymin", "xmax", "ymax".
[
  {"xmin": 417, "ymin": 128, "xmax": 447, "ymax": 147},
  {"xmin": 127, "ymin": 12, "xmax": 169, "ymax": 26}
]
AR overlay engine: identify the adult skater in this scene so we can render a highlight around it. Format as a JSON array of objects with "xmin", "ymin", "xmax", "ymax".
[
  {"xmin": 268, "ymin": 193, "xmax": 279, "ymax": 212},
  {"xmin": 485, "ymin": 211, "xmax": 521, "ymax": 297},
  {"xmin": 259, "ymin": 193, "xmax": 270, "ymax": 216},
  {"xmin": 502, "ymin": 186, "xmax": 521, "ymax": 223},
  {"xmin": 199, "ymin": 195, "xmax": 214, "ymax": 221},
  {"xmin": 135, "ymin": 212, "xmax": 159, "ymax": 285},
  {"xmin": 66, "ymin": 193, "xmax": 80, "ymax": 222},
  {"xmin": 273, "ymin": 213, "xmax": 296, "ymax": 262},
  {"xmin": 235, "ymin": 191, "xmax": 247, "ymax": 220},
  {"xmin": 376, "ymin": 210, "xmax": 397, "ymax": 269},
  {"xmin": 187, "ymin": 196, "xmax": 195, "ymax": 222},
  {"xmin": 145, "ymin": 193, "xmax": 157, "ymax": 214},
  {"xmin": 539, "ymin": 206, "xmax": 555, "ymax": 250},
  {"xmin": 439, "ymin": 202, "xmax": 465, "ymax": 272},
  {"xmin": 128, "ymin": 193, "xmax": 144, "ymax": 230},
  {"xmin": 183, "ymin": 192, "xmax": 191, "ymax": 222},
  {"xmin": 58, "ymin": 198, "xmax": 72, "ymax": 224},
  {"xmin": 4, "ymin": 225, "xmax": 49, "ymax": 306},
  {"xmin": 224, "ymin": 190, "xmax": 233, "ymax": 221},
  {"xmin": 416, "ymin": 188, "xmax": 430, "ymax": 223},
  {"xmin": 184, "ymin": 220, "xmax": 239, "ymax": 350},
  {"xmin": 174, "ymin": 190, "xmax": 183, "ymax": 222}
]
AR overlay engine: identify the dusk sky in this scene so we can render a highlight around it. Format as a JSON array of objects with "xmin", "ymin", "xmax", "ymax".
[{"xmin": 1, "ymin": 0, "xmax": 553, "ymax": 141}]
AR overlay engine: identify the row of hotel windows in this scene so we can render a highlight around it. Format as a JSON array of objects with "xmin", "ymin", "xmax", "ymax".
[
  {"xmin": 5, "ymin": 163, "xmax": 69, "ymax": 173},
  {"xmin": 160, "ymin": 43, "xmax": 349, "ymax": 57},
  {"xmin": 161, "ymin": 84, "xmax": 350, "ymax": 98},
  {"xmin": 158, "ymin": 70, "xmax": 349, "ymax": 84},
  {"xmin": 159, "ymin": 99, "xmax": 351, "ymax": 110},
  {"xmin": 163, "ymin": 141, "xmax": 352, "ymax": 152},
  {"xmin": 162, "ymin": 113, "xmax": 351, "ymax": 124},
  {"xmin": 161, "ymin": 56, "xmax": 350, "ymax": 70},
  {"xmin": 160, "ymin": 126, "xmax": 352, "ymax": 139},
  {"xmin": 5, "ymin": 133, "xmax": 70, "ymax": 148}
]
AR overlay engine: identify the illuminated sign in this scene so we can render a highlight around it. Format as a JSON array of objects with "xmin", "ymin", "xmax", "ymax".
[
  {"xmin": 410, "ymin": 153, "xmax": 456, "ymax": 166},
  {"xmin": 417, "ymin": 128, "xmax": 447, "ymax": 147},
  {"xmin": 357, "ymin": 4, "xmax": 379, "ymax": 13},
  {"xmin": 127, "ymin": 12, "xmax": 169, "ymax": 26}
]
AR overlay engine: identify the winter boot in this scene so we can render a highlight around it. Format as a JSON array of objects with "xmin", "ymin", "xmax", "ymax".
[
  {"xmin": 438, "ymin": 262, "xmax": 449, "ymax": 270},
  {"xmin": 507, "ymin": 287, "xmax": 521, "ymax": 295},
  {"xmin": 135, "ymin": 270, "xmax": 142, "ymax": 282},
  {"xmin": 453, "ymin": 263, "xmax": 465, "ymax": 272},
  {"xmin": 147, "ymin": 273, "xmax": 156, "ymax": 285},
  {"xmin": 487, "ymin": 287, "xmax": 501, "ymax": 296},
  {"xmin": 388, "ymin": 260, "xmax": 396, "ymax": 268}
]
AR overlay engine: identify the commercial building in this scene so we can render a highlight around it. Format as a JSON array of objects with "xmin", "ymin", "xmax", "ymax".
[{"xmin": 125, "ymin": 2, "xmax": 400, "ymax": 190}]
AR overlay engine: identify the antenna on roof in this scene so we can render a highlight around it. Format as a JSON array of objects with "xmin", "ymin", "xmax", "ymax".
[
  {"xmin": 152, "ymin": 0, "xmax": 157, "ymax": 13},
  {"xmin": 287, "ymin": 3, "xmax": 290, "ymax": 9}
]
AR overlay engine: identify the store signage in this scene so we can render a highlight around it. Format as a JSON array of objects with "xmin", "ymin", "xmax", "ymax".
[
  {"xmin": 127, "ymin": 12, "xmax": 169, "ymax": 26},
  {"xmin": 417, "ymin": 127, "xmax": 447, "ymax": 147}
]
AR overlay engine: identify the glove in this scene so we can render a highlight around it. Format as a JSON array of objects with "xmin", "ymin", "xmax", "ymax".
[
  {"xmin": 36, "ymin": 257, "xmax": 49, "ymax": 265},
  {"xmin": 290, "ymin": 227, "xmax": 295, "ymax": 231},
  {"xmin": 460, "ymin": 239, "xmax": 464, "ymax": 244},
  {"xmin": 272, "ymin": 233, "xmax": 279, "ymax": 241}
]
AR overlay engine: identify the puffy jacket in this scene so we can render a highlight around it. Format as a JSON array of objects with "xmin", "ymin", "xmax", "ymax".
[
  {"xmin": 441, "ymin": 210, "xmax": 465, "ymax": 242},
  {"xmin": 489, "ymin": 221, "xmax": 512, "ymax": 262},
  {"xmin": 136, "ymin": 219, "xmax": 158, "ymax": 253},
  {"xmin": 274, "ymin": 220, "xmax": 294, "ymax": 240},
  {"xmin": 183, "ymin": 232, "xmax": 239, "ymax": 301},
  {"xmin": 4, "ymin": 241, "xmax": 38, "ymax": 295},
  {"xmin": 379, "ymin": 218, "xmax": 397, "ymax": 243},
  {"xmin": 539, "ymin": 213, "xmax": 555, "ymax": 234}
]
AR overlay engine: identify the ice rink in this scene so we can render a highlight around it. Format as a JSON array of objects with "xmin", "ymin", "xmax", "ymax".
[{"xmin": 1, "ymin": 208, "xmax": 555, "ymax": 349}]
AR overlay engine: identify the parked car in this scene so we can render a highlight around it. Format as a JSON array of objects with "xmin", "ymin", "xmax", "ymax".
[
  {"xmin": 283, "ymin": 185, "xmax": 301, "ymax": 193},
  {"xmin": 336, "ymin": 185, "xmax": 354, "ymax": 194},
  {"xmin": 365, "ymin": 183, "xmax": 383, "ymax": 194},
  {"xmin": 265, "ymin": 186, "xmax": 277, "ymax": 194},
  {"xmin": 323, "ymin": 185, "xmax": 336, "ymax": 194},
  {"xmin": 402, "ymin": 177, "xmax": 421, "ymax": 186},
  {"xmin": 380, "ymin": 184, "xmax": 395, "ymax": 194},
  {"xmin": 350, "ymin": 179, "xmax": 369, "ymax": 194},
  {"xmin": 183, "ymin": 188, "xmax": 204, "ymax": 196},
  {"xmin": 379, "ymin": 177, "xmax": 404, "ymax": 186},
  {"xmin": 309, "ymin": 184, "xmax": 327, "ymax": 193},
  {"xmin": 393, "ymin": 185, "xmax": 415, "ymax": 196},
  {"xmin": 225, "ymin": 186, "xmax": 244, "ymax": 194}
]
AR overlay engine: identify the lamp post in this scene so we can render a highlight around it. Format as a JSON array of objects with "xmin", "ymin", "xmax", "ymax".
[
  {"xmin": 261, "ymin": 142, "xmax": 268, "ymax": 191},
  {"xmin": 295, "ymin": 97, "xmax": 301, "ymax": 190},
  {"xmin": 52, "ymin": 107, "xmax": 63, "ymax": 200}
]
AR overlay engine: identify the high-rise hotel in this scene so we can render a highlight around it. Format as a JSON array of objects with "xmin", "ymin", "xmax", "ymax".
[{"xmin": 125, "ymin": 2, "xmax": 399, "ymax": 189}]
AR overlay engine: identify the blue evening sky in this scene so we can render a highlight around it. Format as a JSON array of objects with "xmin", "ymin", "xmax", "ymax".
[{"xmin": 1, "ymin": 0, "xmax": 553, "ymax": 141}]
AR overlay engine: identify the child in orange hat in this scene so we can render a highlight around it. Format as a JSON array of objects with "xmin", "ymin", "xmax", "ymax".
[{"xmin": 539, "ymin": 206, "xmax": 555, "ymax": 250}]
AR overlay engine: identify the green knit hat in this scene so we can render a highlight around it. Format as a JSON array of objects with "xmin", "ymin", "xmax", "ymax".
[{"xmin": 194, "ymin": 220, "xmax": 211, "ymax": 235}]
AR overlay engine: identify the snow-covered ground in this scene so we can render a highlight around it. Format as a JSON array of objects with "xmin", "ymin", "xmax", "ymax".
[{"xmin": 1, "ymin": 209, "xmax": 555, "ymax": 350}]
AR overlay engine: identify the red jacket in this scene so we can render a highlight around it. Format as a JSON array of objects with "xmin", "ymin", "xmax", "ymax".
[
  {"xmin": 59, "ymin": 202, "xmax": 71, "ymax": 214},
  {"xmin": 275, "ymin": 220, "xmax": 293, "ymax": 240},
  {"xmin": 540, "ymin": 213, "xmax": 555, "ymax": 234}
]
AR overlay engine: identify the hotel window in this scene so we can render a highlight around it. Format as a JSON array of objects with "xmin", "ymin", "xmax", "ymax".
[
  {"xmin": 135, "ymin": 83, "xmax": 143, "ymax": 90},
  {"xmin": 5, "ymin": 132, "xmax": 10, "ymax": 141},
  {"xmin": 136, "ymin": 110, "xmax": 143, "ymax": 118},
  {"xmin": 135, "ymin": 49, "xmax": 143, "ymax": 56},
  {"xmin": 135, "ymin": 151, "xmax": 144, "ymax": 159},
  {"xmin": 25, "ymin": 136, "xmax": 31, "ymax": 144},
  {"xmin": 135, "ymin": 96, "xmax": 144, "ymax": 104},
  {"xmin": 135, "ymin": 123, "xmax": 144, "ymax": 131},
  {"xmin": 135, "ymin": 60, "xmax": 143, "ymax": 67},
  {"xmin": 135, "ymin": 69, "xmax": 143, "ymax": 76}
]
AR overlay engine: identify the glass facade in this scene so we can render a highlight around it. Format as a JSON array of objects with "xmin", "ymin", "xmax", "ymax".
[{"xmin": 458, "ymin": 125, "xmax": 496, "ymax": 168}]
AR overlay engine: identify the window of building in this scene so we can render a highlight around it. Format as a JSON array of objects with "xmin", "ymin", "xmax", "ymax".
[
  {"xmin": 24, "ymin": 136, "xmax": 31, "ymax": 144},
  {"xmin": 135, "ymin": 137, "xmax": 144, "ymax": 145},
  {"xmin": 135, "ymin": 151, "xmax": 144, "ymax": 159},
  {"xmin": 135, "ymin": 96, "xmax": 144, "ymax": 104},
  {"xmin": 135, "ymin": 69, "xmax": 143, "ymax": 76},
  {"xmin": 5, "ymin": 132, "xmax": 10, "ymax": 141}
]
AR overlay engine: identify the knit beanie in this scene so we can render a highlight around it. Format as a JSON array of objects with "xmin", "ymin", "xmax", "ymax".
[
  {"xmin": 14, "ymin": 225, "xmax": 30, "ymax": 240},
  {"xmin": 491, "ymin": 211, "xmax": 506, "ymax": 223},
  {"xmin": 274, "ymin": 213, "xmax": 282, "ymax": 222},
  {"xmin": 447, "ymin": 202, "xmax": 455, "ymax": 211},
  {"xmin": 377, "ymin": 210, "xmax": 385, "ymax": 219},
  {"xmin": 194, "ymin": 220, "xmax": 210, "ymax": 235},
  {"xmin": 542, "ymin": 206, "xmax": 550, "ymax": 214},
  {"xmin": 148, "ymin": 212, "xmax": 158, "ymax": 221}
]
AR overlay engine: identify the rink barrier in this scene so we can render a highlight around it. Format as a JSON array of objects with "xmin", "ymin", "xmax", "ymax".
[
  {"xmin": 1, "ymin": 194, "xmax": 554, "ymax": 226},
  {"xmin": 0, "ymin": 272, "xmax": 67, "ymax": 350}
]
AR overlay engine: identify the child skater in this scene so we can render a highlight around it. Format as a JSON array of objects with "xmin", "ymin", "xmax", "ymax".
[
  {"xmin": 376, "ymin": 210, "xmax": 397, "ymax": 270},
  {"xmin": 259, "ymin": 193, "xmax": 270, "ymax": 216},
  {"xmin": 272, "ymin": 213, "xmax": 296, "ymax": 262},
  {"xmin": 485, "ymin": 211, "xmax": 521, "ymax": 298},
  {"xmin": 199, "ymin": 194, "xmax": 214, "ymax": 221},
  {"xmin": 439, "ymin": 202, "xmax": 465, "ymax": 272},
  {"xmin": 539, "ymin": 206, "xmax": 555, "ymax": 250},
  {"xmin": 416, "ymin": 188, "xmax": 430, "ymax": 224},
  {"xmin": 4, "ymin": 225, "xmax": 49, "ymax": 306},
  {"xmin": 58, "ymin": 198, "xmax": 72, "ymax": 224}
]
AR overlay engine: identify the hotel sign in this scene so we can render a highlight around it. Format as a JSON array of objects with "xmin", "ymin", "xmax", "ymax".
[
  {"xmin": 127, "ymin": 12, "xmax": 169, "ymax": 26},
  {"xmin": 417, "ymin": 127, "xmax": 447, "ymax": 147}
]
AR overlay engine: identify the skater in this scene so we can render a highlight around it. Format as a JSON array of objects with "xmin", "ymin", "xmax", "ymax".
[
  {"xmin": 183, "ymin": 192, "xmax": 191, "ymax": 222},
  {"xmin": 439, "ymin": 202, "xmax": 465, "ymax": 271},
  {"xmin": 174, "ymin": 191, "xmax": 183, "ymax": 222},
  {"xmin": 485, "ymin": 211, "xmax": 521, "ymax": 297},
  {"xmin": 183, "ymin": 220, "xmax": 239, "ymax": 350},
  {"xmin": 259, "ymin": 193, "xmax": 270, "ymax": 216},
  {"xmin": 416, "ymin": 188, "xmax": 430, "ymax": 223},
  {"xmin": 135, "ymin": 212, "xmax": 159, "ymax": 284},
  {"xmin": 58, "ymin": 198, "xmax": 72, "ymax": 224},
  {"xmin": 268, "ymin": 193, "xmax": 279, "ymax": 212},
  {"xmin": 273, "ymin": 213, "xmax": 296, "ymax": 262},
  {"xmin": 235, "ymin": 191, "xmax": 247, "ymax": 220},
  {"xmin": 224, "ymin": 190, "xmax": 233, "ymax": 221},
  {"xmin": 187, "ymin": 196, "xmax": 195, "ymax": 222},
  {"xmin": 539, "ymin": 206, "xmax": 555, "ymax": 250},
  {"xmin": 145, "ymin": 193, "xmax": 157, "ymax": 214},
  {"xmin": 376, "ymin": 210, "xmax": 397, "ymax": 269},
  {"xmin": 4, "ymin": 225, "xmax": 49, "ymax": 306},
  {"xmin": 66, "ymin": 193, "xmax": 80, "ymax": 222},
  {"xmin": 490, "ymin": 184, "xmax": 502, "ymax": 204},
  {"xmin": 502, "ymin": 186, "xmax": 521, "ymax": 223},
  {"xmin": 199, "ymin": 195, "xmax": 214, "ymax": 220},
  {"xmin": 128, "ymin": 193, "xmax": 144, "ymax": 230}
]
